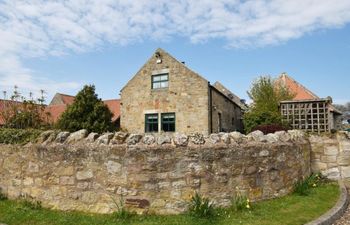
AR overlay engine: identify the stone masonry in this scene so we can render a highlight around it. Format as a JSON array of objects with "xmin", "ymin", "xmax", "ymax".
[
  {"xmin": 310, "ymin": 131, "xmax": 350, "ymax": 180},
  {"xmin": 0, "ymin": 129, "xmax": 310, "ymax": 215}
]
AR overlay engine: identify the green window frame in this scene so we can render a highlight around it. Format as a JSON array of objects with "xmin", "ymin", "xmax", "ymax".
[
  {"xmin": 152, "ymin": 73, "xmax": 169, "ymax": 89},
  {"xmin": 145, "ymin": 114, "xmax": 159, "ymax": 133},
  {"xmin": 161, "ymin": 113, "xmax": 175, "ymax": 132}
]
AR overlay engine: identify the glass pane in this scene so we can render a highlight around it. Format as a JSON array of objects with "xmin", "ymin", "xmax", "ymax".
[
  {"xmin": 153, "ymin": 76, "xmax": 161, "ymax": 81},
  {"xmin": 160, "ymin": 75, "xmax": 168, "ymax": 81},
  {"xmin": 153, "ymin": 82, "xmax": 161, "ymax": 89},
  {"xmin": 160, "ymin": 81, "xmax": 168, "ymax": 88}
]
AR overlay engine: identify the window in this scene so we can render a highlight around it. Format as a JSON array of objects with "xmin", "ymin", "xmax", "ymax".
[
  {"xmin": 161, "ymin": 113, "xmax": 175, "ymax": 132},
  {"xmin": 145, "ymin": 114, "xmax": 158, "ymax": 132},
  {"xmin": 152, "ymin": 73, "xmax": 169, "ymax": 89}
]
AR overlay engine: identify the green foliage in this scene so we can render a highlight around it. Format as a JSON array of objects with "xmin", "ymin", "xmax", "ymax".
[
  {"xmin": 244, "ymin": 76, "xmax": 295, "ymax": 133},
  {"xmin": 0, "ymin": 128, "xmax": 42, "ymax": 145},
  {"xmin": 294, "ymin": 173, "xmax": 324, "ymax": 196},
  {"xmin": 1, "ymin": 87, "xmax": 50, "ymax": 129},
  {"xmin": 188, "ymin": 192, "xmax": 215, "ymax": 218},
  {"xmin": 19, "ymin": 199, "xmax": 42, "ymax": 211},
  {"xmin": 111, "ymin": 195, "xmax": 135, "ymax": 221},
  {"xmin": 56, "ymin": 85, "xmax": 114, "ymax": 133},
  {"xmin": 231, "ymin": 191, "xmax": 251, "ymax": 211}
]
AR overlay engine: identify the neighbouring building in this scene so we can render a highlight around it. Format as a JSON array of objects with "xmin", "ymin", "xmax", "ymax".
[
  {"xmin": 277, "ymin": 73, "xmax": 342, "ymax": 133},
  {"xmin": 45, "ymin": 93, "xmax": 121, "ymax": 127},
  {"xmin": 120, "ymin": 48, "xmax": 245, "ymax": 134}
]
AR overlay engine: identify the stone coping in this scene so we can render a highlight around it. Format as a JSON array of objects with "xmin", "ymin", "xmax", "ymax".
[{"xmin": 305, "ymin": 180, "xmax": 349, "ymax": 225}]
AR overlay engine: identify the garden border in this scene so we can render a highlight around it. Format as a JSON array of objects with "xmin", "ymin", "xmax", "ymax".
[{"xmin": 305, "ymin": 180, "xmax": 349, "ymax": 225}]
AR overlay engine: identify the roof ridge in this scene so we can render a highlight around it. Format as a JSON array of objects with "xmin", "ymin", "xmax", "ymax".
[{"xmin": 278, "ymin": 72, "xmax": 319, "ymax": 99}]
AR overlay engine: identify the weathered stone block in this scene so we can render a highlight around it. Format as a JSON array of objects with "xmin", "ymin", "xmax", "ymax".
[
  {"xmin": 324, "ymin": 146, "xmax": 338, "ymax": 156},
  {"xmin": 96, "ymin": 133, "xmax": 114, "ymax": 145},
  {"xmin": 60, "ymin": 176, "xmax": 75, "ymax": 185},
  {"xmin": 173, "ymin": 133, "xmax": 188, "ymax": 146},
  {"xmin": 76, "ymin": 170, "xmax": 94, "ymax": 180},
  {"xmin": 106, "ymin": 161, "xmax": 122, "ymax": 174},
  {"xmin": 66, "ymin": 129, "xmax": 88, "ymax": 143},
  {"xmin": 127, "ymin": 134, "xmax": 143, "ymax": 145},
  {"xmin": 143, "ymin": 135, "xmax": 156, "ymax": 145},
  {"xmin": 342, "ymin": 166, "xmax": 350, "ymax": 178},
  {"xmin": 55, "ymin": 132, "xmax": 70, "ymax": 143}
]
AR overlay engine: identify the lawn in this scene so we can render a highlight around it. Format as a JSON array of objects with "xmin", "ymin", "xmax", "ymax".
[{"xmin": 0, "ymin": 182, "xmax": 339, "ymax": 225}]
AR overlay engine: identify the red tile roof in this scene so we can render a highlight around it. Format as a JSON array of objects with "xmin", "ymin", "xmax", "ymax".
[
  {"xmin": 45, "ymin": 97, "xmax": 120, "ymax": 123},
  {"xmin": 276, "ymin": 73, "xmax": 319, "ymax": 100},
  {"xmin": 103, "ymin": 99, "xmax": 121, "ymax": 122},
  {"xmin": 59, "ymin": 94, "xmax": 75, "ymax": 105}
]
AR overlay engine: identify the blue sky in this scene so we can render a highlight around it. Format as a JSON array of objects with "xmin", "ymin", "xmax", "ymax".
[{"xmin": 0, "ymin": 1, "xmax": 350, "ymax": 104}]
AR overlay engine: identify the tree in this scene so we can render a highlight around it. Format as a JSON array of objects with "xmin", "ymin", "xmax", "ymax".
[
  {"xmin": 56, "ymin": 85, "xmax": 114, "ymax": 133},
  {"xmin": 243, "ymin": 76, "xmax": 295, "ymax": 133}
]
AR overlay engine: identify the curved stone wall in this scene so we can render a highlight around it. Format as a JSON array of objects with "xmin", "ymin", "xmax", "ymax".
[{"xmin": 0, "ymin": 130, "xmax": 310, "ymax": 214}]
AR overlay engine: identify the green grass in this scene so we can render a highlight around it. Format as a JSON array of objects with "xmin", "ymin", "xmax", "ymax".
[{"xmin": 0, "ymin": 183, "xmax": 340, "ymax": 225}]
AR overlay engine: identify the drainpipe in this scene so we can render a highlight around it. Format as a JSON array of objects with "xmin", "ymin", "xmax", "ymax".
[{"xmin": 208, "ymin": 82, "xmax": 213, "ymax": 134}]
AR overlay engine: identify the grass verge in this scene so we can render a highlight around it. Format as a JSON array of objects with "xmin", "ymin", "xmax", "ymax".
[{"xmin": 0, "ymin": 182, "xmax": 340, "ymax": 225}]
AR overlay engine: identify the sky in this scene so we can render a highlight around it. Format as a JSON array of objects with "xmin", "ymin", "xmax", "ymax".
[{"xmin": 0, "ymin": 0, "xmax": 350, "ymax": 104}]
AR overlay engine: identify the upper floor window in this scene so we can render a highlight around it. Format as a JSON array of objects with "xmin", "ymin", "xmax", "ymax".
[
  {"xmin": 161, "ymin": 113, "xmax": 175, "ymax": 132},
  {"xmin": 145, "ymin": 114, "xmax": 158, "ymax": 133},
  {"xmin": 152, "ymin": 73, "xmax": 169, "ymax": 89}
]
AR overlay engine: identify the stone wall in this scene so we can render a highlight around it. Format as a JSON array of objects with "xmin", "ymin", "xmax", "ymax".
[
  {"xmin": 310, "ymin": 132, "xmax": 350, "ymax": 180},
  {"xmin": 211, "ymin": 87, "xmax": 243, "ymax": 133},
  {"xmin": 0, "ymin": 129, "xmax": 310, "ymax": 215}
]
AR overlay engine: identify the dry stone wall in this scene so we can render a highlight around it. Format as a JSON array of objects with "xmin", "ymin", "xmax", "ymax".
[
  {"xmin": 310, "ymin": 131, "xmax": 350, "ymax": 180},
  {"xmin": 0, "ymin": 130, "xmax": 310, "ymax": 214}
]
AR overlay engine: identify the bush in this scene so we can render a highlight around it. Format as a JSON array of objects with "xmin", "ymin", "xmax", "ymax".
[
  {"xmin": 188, "ymin": 192, "xmax": 215, "ymax": 218},
  {"xmin": 294, "ymin": 173, "xmax": 324, "ymax": 196},
  {"xmin": 252, "ymin": 124, "xmax": 288, "ymax": 134},
  {"xmin": 56, "ymin": 85, "xmax": 114, "ymax": 133},
  {"xmin": 0, "ymin": 128, "xmax": 42, "ymax": 145}
]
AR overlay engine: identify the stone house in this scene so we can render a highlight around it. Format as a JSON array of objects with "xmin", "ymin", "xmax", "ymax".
[
  {"xmin": 120, "ymin": 48, "xmax": 245, "ymax": 134},
  {"xmin": 277, "ymin": 73, "xmax": 342, "ymax": 133}
]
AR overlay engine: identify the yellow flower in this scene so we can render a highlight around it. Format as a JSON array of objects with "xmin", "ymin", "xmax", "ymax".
[
  {"xmin": 246, "ymin": 199, "xmax": 250, "ymax": 203},
  {"xmin": 313, "ymin": 183, "xmax": 317, "ymax": 187},
  {"xmin": 246, "ymin": 204, "xmax": 250, "ymax": 209}
]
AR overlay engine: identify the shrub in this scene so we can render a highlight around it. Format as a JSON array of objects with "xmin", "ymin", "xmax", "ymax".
[
  {"xmin": 188, "ymin": 192, "xmax": 215, "ymax": 218},
  {"xmin": 56, "ymin": 85, "xmax": 114, "ymax": 133},
  {"xmin": 111, "ymin": 195, "xmax": 135, "ymax": 221},
  {"xmin": 252, "ymin": 124, "xmax": 288, "ymax": 134},
  {"xmin": 294, "ymin": 173, "xmax": 324, "ymax": 196},
  {"xmin": 231, "ymin": 190, "xmax": 251, "ymax": 211},
  {"xmin": 20, "ymin": 199, "xmax": 42, "ymax": 210},
  {"xmin": 0, "ymin": 128, "xmax": 42, "ymax": 145}
]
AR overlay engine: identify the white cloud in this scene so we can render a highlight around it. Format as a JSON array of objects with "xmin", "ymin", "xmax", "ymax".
[{"xmin": 1, "ymin": 0, "xmax": 350, "ymax": 99}]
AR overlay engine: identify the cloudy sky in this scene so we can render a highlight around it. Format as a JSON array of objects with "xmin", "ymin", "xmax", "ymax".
[{"xmin": 0, "ymin": 0, "xmax": 349, "ymax": 104}]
